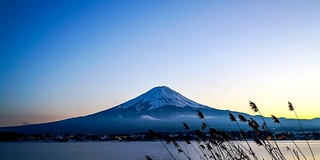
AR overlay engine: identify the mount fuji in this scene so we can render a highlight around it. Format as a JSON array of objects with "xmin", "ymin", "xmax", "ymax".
[
  {"xmin": 113, "ymin": 86, "xmax": 210, "ymax": 112},
  {"xmin": 1, "ymin": 86, "xmax": 319, "ymax": 134}
]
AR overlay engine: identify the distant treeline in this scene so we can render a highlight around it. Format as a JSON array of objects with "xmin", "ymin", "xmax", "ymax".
[{"xmin": 1, "ymin": 131, "xmax": 320, "ymax": 142}]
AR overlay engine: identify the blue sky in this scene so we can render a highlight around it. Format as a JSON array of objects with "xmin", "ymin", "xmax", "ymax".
[{"xmin": 1, "ymin": 0, "xmax": 320, "ymax": 126}]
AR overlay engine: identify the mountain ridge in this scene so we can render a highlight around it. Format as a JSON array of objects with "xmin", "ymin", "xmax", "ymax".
[{"xmin": 0, "ymin": 86, "xmax": 319, "ymax": 134}]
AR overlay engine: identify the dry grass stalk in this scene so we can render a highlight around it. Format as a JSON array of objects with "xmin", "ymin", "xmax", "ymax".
[
  {"xmin": 249, "ymin": 101, "xmax": 285, "ymax": 160},
  {"xmin": 147, "ymin": 102, "xmax": 315, "ymax": 160},
  {"xmin": 288, "ymin": 101, "xmax": 315, "ymax": 160},
  {"xmin": 238, "ymin": 114, "xmax": 247, "ymax": 122},
  {"xmin": 183, "ymin": 122, "xmax": 190, "ymax": 130},
  {"xmin": 271, "ymin": 114, "xmax": 307, "ymax": 160}
]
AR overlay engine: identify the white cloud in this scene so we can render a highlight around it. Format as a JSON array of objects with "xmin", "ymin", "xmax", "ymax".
[
  {"xmin": 140, "ymin": 115, "xmax": 161, "ymax": 121},
  {"xmin": 177, "ymin": 115, "xmax": 220, "ymax": 119}
]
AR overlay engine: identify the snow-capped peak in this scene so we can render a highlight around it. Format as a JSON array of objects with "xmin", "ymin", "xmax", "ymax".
[{"xmin": 113, "ymin": 86, "xmax": 210, "ymax": 112}]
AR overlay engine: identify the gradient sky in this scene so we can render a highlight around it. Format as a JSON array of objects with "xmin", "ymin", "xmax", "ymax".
[{"xmin": 1, "ymin": 0, "xmax": 320, "ymax": 127}]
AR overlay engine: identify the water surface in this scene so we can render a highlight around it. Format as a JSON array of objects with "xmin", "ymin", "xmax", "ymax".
[{"xmin": 0, "ymin": 141, "xmax": 319, "ymax": 160}]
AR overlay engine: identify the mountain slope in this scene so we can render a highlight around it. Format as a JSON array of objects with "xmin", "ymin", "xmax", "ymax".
[
  {"xmin": 0, "ymin": 86, "xmax": 319, "ymax": 134},
  {"xmin": 112, "ymin": 86, "xmax": 211, "ymax": 112}
]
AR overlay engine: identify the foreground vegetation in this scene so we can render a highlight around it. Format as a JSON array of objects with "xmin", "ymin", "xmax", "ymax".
[{"xmin": 147, "ymin": 101, "xmax": 316, "ymax": 160}]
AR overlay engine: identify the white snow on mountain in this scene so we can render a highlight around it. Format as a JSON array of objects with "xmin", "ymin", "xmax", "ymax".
[{"xmin": 113, "ymin": 86, "xmax": 211, "ymax": 112}]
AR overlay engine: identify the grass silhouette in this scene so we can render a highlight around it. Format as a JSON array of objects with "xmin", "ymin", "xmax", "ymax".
[{"xmin": 147, "ymin": 101, "xmax": 316, "ymax": 160}]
